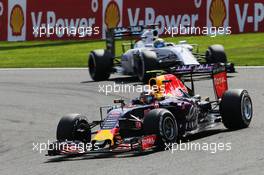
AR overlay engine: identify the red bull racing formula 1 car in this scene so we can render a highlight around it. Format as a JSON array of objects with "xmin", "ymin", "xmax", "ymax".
[{"xmin": 47, "ymin": 64, "xmax": 252, "ymax": 156}]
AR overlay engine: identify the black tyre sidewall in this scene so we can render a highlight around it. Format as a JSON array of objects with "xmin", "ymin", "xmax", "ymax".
[
  {"xmin": 240, "ymin": 92, "xmax": 253, "ymax": 126},
  {"xmin": 56, "ymin": 114, "xmax": 91, "ymax": 142},
  {"xmin": 220, "ymin": 89, "xmax": 253, "ymax": 129},
  {"xmin": 136, "ymin": 50, "xmax": 157, "ymax": 82},
  {"xmin": 158, "ymin": 112, "xmax": 178, "ymax": 144},
  {"xmin": 143, "ymin": 109, "xmax": 178, "ymax": 149},
  {"xmin": 136, "ymin": 57, "xmax": 146, "ymax": 82},
  {"xmin": 205, "ymin": 44, "xmax": 227, "ymax": 63},
  {"xmin": 88, "ymin": 49, "xmax": 112, "ymax": 81}
]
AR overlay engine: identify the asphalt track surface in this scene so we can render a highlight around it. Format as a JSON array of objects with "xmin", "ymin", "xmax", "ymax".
[{"xmin": 0, "ymin": 68, "xmax": 263, "ymax": 175}]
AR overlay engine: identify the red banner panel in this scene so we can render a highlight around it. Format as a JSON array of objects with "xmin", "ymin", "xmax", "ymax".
[
  {"xmin": 229, "ymin": 0, "xmax": 264, "ymax": 33},
  {"xmin": 26, "ymin": 0, "xmax": 102, "ymax": 40},
  {"xmin": 0, "ymin": 0, "xmax": 263, "ymax": 41},
  {"xmin": 0, "ymin": 0, "xmax": 7, "ymax": 40},
  {"xmin": 121, "ymin": 0, "xmax": 263, "ymax": 36},
  {"xmin": 122, "ymin": 0, "xmax": 207, "ymax": 35}
]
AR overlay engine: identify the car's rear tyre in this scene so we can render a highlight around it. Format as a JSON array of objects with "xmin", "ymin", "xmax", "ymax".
[
  {"xmin": 143, "ymin": 109, "xmax": 178, "ymax": 150},
  {"xmin": 220, "ymin": 89, "xmax": 253, "ymax": 129},
  {"xmin": 205, "ymin": 44, "xmax": 227, "ymax": 63},
  {"xmin": 88, "ymin": 49, "xmax": 113, "ymax": 81},
  {"xmin": 136, "ymin": 50, "xmax": 157, "ymax": 83},
  {"xmin": 56, "ymin": 114, "xmax": 91, "ymax": 143}
]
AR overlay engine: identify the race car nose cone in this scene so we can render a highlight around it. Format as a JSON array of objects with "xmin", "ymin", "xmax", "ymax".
[{"xmin": 92, "ymin": 130, "xmax": 114, "ymax": 145}]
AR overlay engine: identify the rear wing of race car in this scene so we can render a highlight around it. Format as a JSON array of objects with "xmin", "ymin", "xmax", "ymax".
[
  {"xmin": 105, "ymin": 24, "xmax": 159, "ymax": 57},
  {"xmin": 168, "ymin": 64, "xmax": 228, "ymax": 99}
]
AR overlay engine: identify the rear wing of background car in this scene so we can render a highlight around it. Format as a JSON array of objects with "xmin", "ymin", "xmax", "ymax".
[
  {"xmin": 105, "ymin": 24, "xmax": 159, "ymax": 57},
  {"xmin": 168, "ymin": 64, "xmax": 228, "ymax": 99}
]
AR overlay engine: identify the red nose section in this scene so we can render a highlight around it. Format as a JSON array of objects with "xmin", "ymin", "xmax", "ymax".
[{"xmin": 163, "ymin": 74, "xmax": 188, "ymax": 97}]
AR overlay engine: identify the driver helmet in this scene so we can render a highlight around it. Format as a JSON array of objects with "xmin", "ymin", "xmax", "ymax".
[
  {"xmin": 139, "ymin": 91, "xmax": 155, "ymax": 104},
  {"xmin": 154, "ymin": 38, "xmax": 165, "ymax": 48},
  {"xmin": 141, "ymin": 29, "xmax": 158, "ymax": 44}
]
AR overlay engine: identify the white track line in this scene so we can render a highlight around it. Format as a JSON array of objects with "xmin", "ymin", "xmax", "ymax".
[
  {"xmin": 0, "ymin": 68, "xmax": 87, "ymax": 71},
  {"xmin": 236, "ymin": 66, "xmax": 264, "ymax": 69},
  {"xmin": 0, "ymin": 66, "xmax": 264, "ymax": 71}
]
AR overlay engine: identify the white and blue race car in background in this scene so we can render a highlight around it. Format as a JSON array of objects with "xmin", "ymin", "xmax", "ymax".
[{"xmin": 88, "ymin": 25, "xmax": 235, "ymax": 82}]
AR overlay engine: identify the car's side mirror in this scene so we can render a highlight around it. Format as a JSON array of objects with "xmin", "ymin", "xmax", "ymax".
[{"xmin": 114, "ymin": 99, "xmax": 125, "ymax": 108}]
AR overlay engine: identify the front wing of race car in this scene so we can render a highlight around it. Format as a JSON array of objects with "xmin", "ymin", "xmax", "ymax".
[{"xmin": 47, "ymin": 135, "xmax": 157, "ymax": 156}]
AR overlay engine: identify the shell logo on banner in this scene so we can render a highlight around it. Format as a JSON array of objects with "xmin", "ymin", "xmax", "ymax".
[
  {"xmin": 207, "ymin": 0, "xmax": 229, "ymax": 34},
  {"xmin": 105, "ymin": 1, "xmax": 120, "ymax": 29},
  {"xmin": 102, "ymin": 0, "xmax": 122, "ymax": 38},
  {"xmin": 8, "ymin": 0, "xmax": 26, "ymax": 41},
  {"xmin": 209, "ymin": 0, "xmax": 227, "ymax": 28},
  {"xmin": 10, "ymin": 4, "xmax": 24, "ymax": 36}
]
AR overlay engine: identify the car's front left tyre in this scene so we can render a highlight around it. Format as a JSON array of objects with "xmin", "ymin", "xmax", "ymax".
[
  {"xmin": 88, "ymin": 49, "xmax": 113, "ymax": 81},
  {"xmin": 56, "ymin": 114, "xmax": 91, "ymax": 143}
]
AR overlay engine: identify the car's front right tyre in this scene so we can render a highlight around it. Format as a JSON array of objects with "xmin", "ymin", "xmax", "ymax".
[
  {"xmin": 135, "ymin": 50, "xmax": 157, "ymax": 83},
  {"xmin": 205, "ymin": 44, "xmax": 227, "ymax": 63},
  {"xmin": 143, "ymin": 109, "xmax": 178, "ymax": 150}
]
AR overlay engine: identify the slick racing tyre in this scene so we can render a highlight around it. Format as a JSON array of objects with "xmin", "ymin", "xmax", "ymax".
[
  {"xmin": 136, "ymin": 50, "xmax": 157, "ymax": 83},
  {"xmin": 205, "ymin": 44, "xmax": 227, "ymax": 63},
  {"xmin": 56, "ymin": 114, "xmax": 91, "ymax": 143},
  {"xmin": 88, "ymin": 49, "xmax": 113, "ymax": 81},
  {"xmin": 143, "ymin": 109, "xmax": 178, "ymax": 150},
  {"xmin": 220, "ymin": 89, "xmax": 253, "ymax": 129}
]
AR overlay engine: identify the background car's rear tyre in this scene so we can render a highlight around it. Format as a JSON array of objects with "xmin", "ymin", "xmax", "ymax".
[
  {"xmin": 56, "ymin": 114, "xmax": 91, "ymax": 143},
  {"xmin": 205, "ymin": 44, "xmax": 227, "ymax": 63},
  {"xmin": 143, "ymin": 109, "xmax": 178, "ymax": 150},
  {"xmin": 88, "ymin": 49, "xmax": 113, "ymax": 81},
  {"xmin": 220, "ymin": 89, "xmax": 253, "ymax": 130},
  {"xmin": 136, "ymin": 50, "xmax": 157, "ymax": 83}
]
